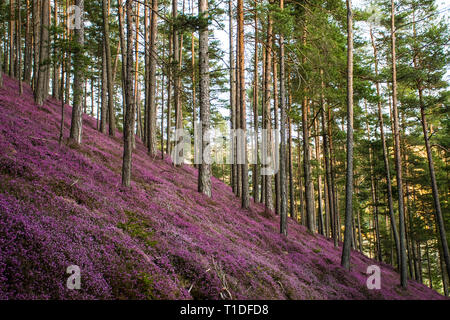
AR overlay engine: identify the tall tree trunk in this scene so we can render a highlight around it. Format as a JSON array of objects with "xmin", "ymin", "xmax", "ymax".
[
  {"xmin": 252, "ymin": 1, "xmax": 259, "ymax": 203},
  {"xmin": 301, "ymin": 25, "xmax": 314, "ymax": 232},
  {"xmin": 260, "ymin": 45, "xmax": 266, "ymax": 204},
  {"xmin": 297, "ymin": 123, "xmax": 306, "ymax": 225},
  {"xmin": 273, "ymin": 56, "xmax": 280, "ymax": 215},
  {"xmin": 100, "ymin": 47, "xmax": 108, "ymax": 134},
  {"xmin": 288, "ymin": 89, "xmax": 295, "ymax": 220},
  {"xmin": 134, "ymin": 4, "xmax": 140, "ymax": 145},
  {"xmin": 370, "ymin": 26, "xmax": 400, "ymax": 269},
  {"xmin": 9, "ymin": 0, "xmax": 16, "ymax": 78},
  {"xmin": 228, "ymin": 0, "xmax": 237, "ymax": 194},
  {"xmin": 198, "ymin": 0, "xmax": 211, "ymax": 197},
  {"xmin": 147, "ymin": 0, "xmax": 159, "ymax": 156},
  {"xmin": 279, "ymin": 0, "xmax": 287, "ymax": 235},
  {"xmin": 52, "ymin": 0, "xmax": 59, "ymax": 98},
  {"xmin": 17, "ymin": 0, "xmax": 22, "ymax": 94},
  {"xmin": 23, "ymin": 0, "xmax": 32, "ymax": 84},
  {"xmin": 321, "ymin": 71, "xmax": 335, "ymax": 241},
  {"xmin": 328, "ymin": 106, "xmax": 339, "ymax": 246},
  {"xmin": 235, "ymin": 23, "xmax": 241, "ymax": 198},
  {"xmin": 69, "ymin": 0, "xmax": 85, "ymax": 144},
  {"xmin": 238, "ymin": 0, "xmax": 249, "ymax": 208},
  {"xmin": 391, "ymin": 0, "xmax": 408, "ymax": 288},
  {"xmin": 102, "ymin": 0, "xmax": 116, "ymax": 136},
  {"xmin": 64, "ymin": 0, "xmax": 70, "ymax": 105},
  {"xmin": 341, "ymin": 0, "xmax": 354, "ymax": 270},
  {"xmin": 122, "ymin": 0, "xmax": 136, "ymax": 187},
  {"xmin": 59, "ymin": 52, "xmax": 66, "ymax": 145},
  {"xmin": 425, "ymin": 240, "xmax": 433, "ymax": 289},
  {"xmin": 166, "ymin": 33, "xmax": 172, "ymax": 156},
  {"xmin": 365, "ymin": 102, "xmax": 381, "ymax": 261},
  {"xmin": 32, "ymin": 0, "xmax": 40, "ymax": 90},
  {"xmin": 314, "ymin": 111, "xmax": 324, "ymax": 235},
  {"xmin": 173, "ymin": 0, "xmax": 183, "ymax": 165},
  {"xmin": 35, "ymin": 0, "xmax": 50, "ymax": 106},
  {"xmin": 118, "ymin": 0, "xmax": 127, "ymax": 120},
  {"xmin": 263, "ymin": 4, "xmax": 273, "ymax": 213},
  {"xmin": 143, "ymin": 0, "xmax": 149, "ymax": 145}
]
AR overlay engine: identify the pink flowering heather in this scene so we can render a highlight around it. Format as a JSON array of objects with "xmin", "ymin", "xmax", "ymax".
[{"xmin": 0, "ymin": 76, "xmax": 446, "ymax": 300}]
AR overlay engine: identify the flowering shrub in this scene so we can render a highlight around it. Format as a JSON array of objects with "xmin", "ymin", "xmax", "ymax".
[{"xmin": 0, "ymin": 76, "xmax": 445, "ymax": 300}]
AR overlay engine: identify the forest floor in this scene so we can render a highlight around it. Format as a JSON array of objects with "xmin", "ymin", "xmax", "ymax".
[{"xmin": 0, "ymin": 75, "xmax": 445, "ymax": 299}]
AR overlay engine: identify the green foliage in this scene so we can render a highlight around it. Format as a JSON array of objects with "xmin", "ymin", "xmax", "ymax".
[{"xmin": 117, "ymin": 210, "xmax": 158, "ymax": 248}]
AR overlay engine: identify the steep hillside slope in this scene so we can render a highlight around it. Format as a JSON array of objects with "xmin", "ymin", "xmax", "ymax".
[{"xmin": 0, "ymin": 76, "xmax": 444, "ymax": 299}]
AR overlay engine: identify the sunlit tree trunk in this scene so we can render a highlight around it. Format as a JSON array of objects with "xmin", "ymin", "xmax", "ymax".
[
  {"xmin": 147, "ymin": 0, "xmax": 159, "ymax": 156},
  {"xmin": 198, "ymin": 0, "xmax": 211, "ymax": 197},
  {"xmin": 301, "ymin": 25, "xmax": 315, "ymax": 232},
  {"xmin": 341, "ymin": 0, "xmax": 354, "ymax": 270},
  {"xmin": 122, "ymin": 0, "xmax": 136, "ymax": 187},
  {"xmin": 237, "ymin": 0, "xmax": 249, "ymax": 208},
  {"xmin": 279, "ymin": 0, "xmax": 287, "ymax": 235},
  {"xmin": 391, "ymin": 0, "xmax": 408, "ymax": 288},
  {"xmin": 252, "ymin": 0, "xmax": 259, "ymax": 203},
  {"xmin": 35, "ymin": 0, "xmax": 50, "ymax": 106},
  {"xmin": 102, "ymin": 0, "xmax": 116, "ymax": 136},
  {"xmin": 263, "ymin": 3, "xmax": 273, "ymax": 213}
]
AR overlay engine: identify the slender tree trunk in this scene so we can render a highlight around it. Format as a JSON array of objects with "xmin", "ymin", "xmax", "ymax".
[
  {"xmin": 133, "ymin": 4, "xmax": 140, "ymax": 146},
  {"xmin": 23, "ymin": 0, "xmax": 32, "ymax": 84},
  {"xmin": 147, "ymin": 0, "xmax": 159, "ymax": 156},
  {"xmin": 59, "ymin": 53, "xmax": 65, "ymax": 145},
  {"xmin": 173, "ymin": 0, "xmax": 183, "ymax": 165},
  {"xmin": 425, "ymin": 240, "xmax": 433, "ymax": 289},
  {"xmin": 365, "ymin": 102, "xmax": 381, "ymax": 261},
  {"xmin": 102, "ymin": 0, "xmax": 116, "ymax": 136},
  {"xmin": 198, "ymin": 0, "xmax": 211, "ymax": 197},
  {"xmin": 301, "ymin": 25, "xmax": 314, "ymax": 232},
  {"xmin": 17, "ymin": 0, "xmax": 22, "ymax": 94},
  {"xmin": 369, "ymin": 26, "xmax": 400, "ymax": 269},
  {"xmin": 328, "ymin": 107, "xmax": 339, "ymax": 246},
  {"xmin": 166, "ymin": 33, "xmax": 172, "ymax": 156},
  {"xmin": 273, "ymin": 56, "xmax": 280, "ymax": 215},
  {"xmin": 314, "ymin": 111, "xmax": 324, "ymax": 235},
  {"xmin": 122, "ymin": 0, "xmax": 136, "ymax": 187},
  {"xmin": 64, "ymin": 0, "xmax": 70, "ymax": 105},
  {"xmin": 341, "ymin": 0, "xmax": 354, "ymax": 270},
  {"xmin": 32, "ymin": 0, "xmax": 40, "ymax": 90},
  {"xmin": 237, "ymin": 0, "xmax": 249, "ymax": 208},
  {"xmin": 9, "ymin": 0, "xmax": 16, "ymax": 78},
  {"xmin": 260, "ymin": 45, "xmax": 266, "ymax": 204},
  {"xmin": 279, "ymin": 0, "xmax": 287, "ymax": 235},
  {"xmin": 143, "ymin": 0, "xmax": 149, "ymax": 145},
  {"xmin": 297, "ymin": 123, "xmax": 305, "ymax": 225},
  {"xmin": 252, "ymin": 1, "xmax": 259, "ymax": 202},
  {"xmin": 228, "ymin": 0, "xmax": 237, "ymax": 194},
  {"xmin": 118, "ymin": 0, "xmax": 127, "ymax": 118},
  {"xmin": 52, "ymin": 0, "xmax": 59, "ymax": 98},
  {"xmin": 321, "ymin": 72, "xmax": 335, "ymax": 241},
  {"xmin": 288, "ymin": 89, "xmax": 295, "ymax": 220},
  {"xmin": 391, "ymin": 0, "xmax": 408, "ymax": 288},
  {"xmin": 100, "ymin": 47, "xmax": 108, "ymax": 134},
  {"xmin": 263, "ymin": 5, "xmax": 273, "ymax": 213},
  {"xmin": 35, "ymin": 0, "xmax": 50, "ymax": 106}
]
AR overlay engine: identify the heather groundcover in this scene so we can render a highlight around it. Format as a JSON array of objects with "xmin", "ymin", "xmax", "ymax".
[{"xmin": 0, "ymin": 76, "xmax": 444, "ymax": 300}]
